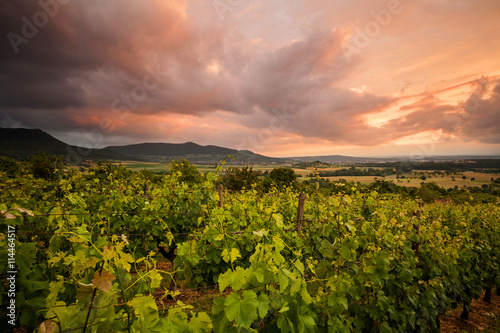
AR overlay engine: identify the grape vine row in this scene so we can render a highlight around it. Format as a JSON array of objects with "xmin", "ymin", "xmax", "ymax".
[{"xmin": 0, "ymin": 169, "xmax": 499, "ymax": 332}]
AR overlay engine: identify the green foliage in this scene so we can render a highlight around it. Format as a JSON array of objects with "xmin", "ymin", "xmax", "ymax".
[
  {"xmin": 293, "ymin": 160, "xmax": 332, "ymax": 169},
  {"xmin": 28, "ymin": 152, "xmax": 65, "ymax": 180},
  {"xmin": 0, "ymin": 169, "xmax": 499, "ymax": 332},
  {"xmin": 0, "ymin": 156, "xmax": 20, "ymax": 177},
  {"xmin": 169, "ymin": 159, "xmax": 202, "ymax": 184},
  {"xmin": 313, "ymin": 166, "xmax": 395, "ymax": 177},
  {"xmin": 368, "ymin": 179, "xmax": 402, "ymax": 194},
  {"xmin": 269, "ymin": 167, "xmax": 297, "ymax": 188},
  {"xmin": 220, "ymin": 166, "xmax": 260, "ymax": 191},
  {"xmin": 415, "ymin": 182, "xmax": 444, "ymax": 203},
  {"xmin": 88, "ymin": 161, "xmax": 132, "ymax": 181}
]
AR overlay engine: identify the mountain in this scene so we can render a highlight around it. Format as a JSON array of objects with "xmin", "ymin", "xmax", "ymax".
[
  {"xmin": 106, "ymin": 142, "xmax": 238, "ymax": 157},
  {"xmin": 0, "ymin": 128, "xmax": 134, "ymax": 162},
  {"xmin": 0, "ymin": 128, "xmax": 287, "ymax": 164},
  {"xmin": 289, "ymin": 155, "xmax": 391, "ymax": 163},
  {"xmin": 105, "ymin": 142, "xmax": 286, "ymax": 164}
]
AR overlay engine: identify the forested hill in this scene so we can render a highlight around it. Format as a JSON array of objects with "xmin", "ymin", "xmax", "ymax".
[
  {"xmin": 104, "ymin": 142, "xmax": 286, "ymax": 163},
  {"xmin": 0, "ymin": 128, "xmax": 286, "ymax": 164},
  {"xmin": 0, "ymin": 128, "xmax": 131, "ymax": 161},
  {"xmin": 106, "ymin": 142, "xmax": 237, "ymax": 157}
]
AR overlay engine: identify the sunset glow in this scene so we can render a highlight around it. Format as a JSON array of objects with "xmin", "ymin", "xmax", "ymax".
[{"xmin": 1, "ymin": 0, "xmax": 499, "ymax": 157}]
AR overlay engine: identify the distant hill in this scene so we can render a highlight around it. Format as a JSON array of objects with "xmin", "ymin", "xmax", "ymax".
[
  {"xmin": 105, "ymin": 142, "xmax": 286, "ymax": 164},
  {"xmin": 0, "ymin": 128, "xmax": 287, "ymax": 164},
  {"xmin": 289, "ymin": 154, "xmax": 500, "ymax": 164},
  {"xmin": 289, "ymin": 155, "xmax": 390, "ymax": 163},
  {"xmin": 106, "ymin": 142, "xmax": 238, "ymax": 157},
  {"xmin": 0, "ymin": 128, "xmax": 134, "ymax": 162}
]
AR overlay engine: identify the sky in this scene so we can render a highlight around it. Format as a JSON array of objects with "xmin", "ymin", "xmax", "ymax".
[{"xmin": 1, "ymin": 0, "xmax": 500, "ymax": 158}]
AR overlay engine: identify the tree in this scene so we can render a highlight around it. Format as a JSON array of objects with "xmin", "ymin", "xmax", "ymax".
[
  {"xmin": 221, "ymin": 166, "xmax": 260, "ymax": 191},
  {"xmin": 415, "ymin": 182, "xmax": 444, "ymax": 203},
  {"xmin": 90, "ymin": 162, "xmax": 132, "ymax": 181},
  {"xmin": 269, "ymin": 167, "xmax": 297, "ymax": 188},
  {"xmin": 28, "ymin": 152, "xmax": 65, "ymax": 180},
  {"xmin": 169, "ymin": 159, "xmax": 202, "ymax": 184},
  {"xmin": 0, "ymin": 156, "xmax": 20, "ymax": 178}
]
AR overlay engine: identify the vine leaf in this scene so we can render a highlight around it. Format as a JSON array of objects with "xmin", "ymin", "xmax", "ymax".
[
  {"xmin": 149, "ymin": 270, "xmax": 163, "ymax": 289},
  {"xmin": 274, "ymin": 214, "xmax": 284, "ymax": 228},
  {"xmin": 37, "ymin": 319, "xmax": 57, "ymax": 333},
  {"xmin": 224, "ymin": 290, "xmax": 258, "ymax": 329},
  {"xmin": 219, "ymin": 267, "xmax": 246, "ymax": 292},
  {"xmin": 222, "ymin": 248, "xmax": 241, "ymax": 263},
  {"xmin": 92, "ymin": 270, "xmax": 114, "ymax": 292}
]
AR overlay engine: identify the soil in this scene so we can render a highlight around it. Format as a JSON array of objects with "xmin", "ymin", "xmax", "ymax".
[{"xmin": 439, "ymin": 289, "xmax": 500, "ymax": 333}]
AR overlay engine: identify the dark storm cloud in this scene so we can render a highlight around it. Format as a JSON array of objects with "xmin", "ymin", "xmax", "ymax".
[
  {"xmin": 458, "ymin": 78, "xmax": 500, "ymax": 143},
  {"xmin": 0, "ymin": 0, "xmax": 194, "ymax": 112},
  {"xmin": 0, "ymin": 0, "xmax": 499, "ymax": 152}
]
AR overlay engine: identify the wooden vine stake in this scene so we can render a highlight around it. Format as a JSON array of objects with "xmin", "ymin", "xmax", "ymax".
[
  {"xmin": 218, "ymin": 184, "xmax": 223, "ymax": 208},
  {"xmin": 416, "ymin": 201, "xmax": 422, "ymax": 258},
  {"xmin": 296, "ymin": 193, "xmax": 306, "ymax": 238}
]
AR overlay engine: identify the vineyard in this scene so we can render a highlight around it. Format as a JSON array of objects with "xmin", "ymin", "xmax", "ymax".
[{"xmin": 1, "ymin": 167, "xmax": 499, "ymax": 332}]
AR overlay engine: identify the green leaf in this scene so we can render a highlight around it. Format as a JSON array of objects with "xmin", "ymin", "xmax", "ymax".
[
  {"xmin": 218, "ymin": 270, "xmax": 232, "ymax": 293},
  {"xmin": 219, "ymin": 267, "xmax": 246, "ymax": 292},
  {"xmin": 149, "ymin": 270, "xmax": 163, "ymax": 289},
  {"xmin": 399, "ymin": 268, "xmax": 413, "ymax": 283},
  {"xmin": 298, "ymin": 313, "xmax": 316, "ymax": 333},
  {"xmin": 128, "ymin": 294, "xmax": 159, "ymax": 326},
  {"xmin": 224, "ymin": 290, "xmax": 258, "ymax": 329},
  {"xmin": 253, "ymin": 229, "xmax": 268, "ymax": 238},
  {"xmin": 384, "ymin": 233, "xmax": 394, "ymax": 246},
  {"xmin": 222, "ymin": 248, "xmax": 241, "ymax": 263},
  {"xmin": 300, "ymin": 285, "xmax": 313, "ymax": 304},
  {"xmin": 230, "ymin": 248, "xmax": 241, "ymax": 262},
  {"xmin": 256, "ymin": 294, "xmax": 270, "ymax": 318},
  {"xmin": 290, "ymin": 278, "xmax": 301, "ymax": 294},
  {"xmin": 278, "ymin": 270, "xmax": 289, "ymax": 293},
  {"xmin": 345, "ymin": 222, "xmax": 356, "ymax": 234},
  {"xmin": 46, "ymin": 277, "xmax": 65, "ymax": 308},
  {"xmin": 189, "ymin": 312, "xmax": 213, "ymax": 332},
  {"xmin": 294, "ymin": 260, "xmax": 305, "ymax": 275},
  {"xmin": 277, "ymin": 314, "xmax": 295, "ymax": 333},
  {"xmin": 248, "ymin": 267, "xmax": 265, "ymax": 285},
  {"xmin": 340, "ymin": 243, "xmax": 351, "ymax": 260},
  {"xmin": 274, "ymin": 214, "xmax": 284, "ymax": 228},
  {"xmin": 328, "ymin": 296, "xmax": 348, "ymax": 316},
  {"xmin": 409, "ymin": 233, "xmax": 419, "ymax": 242}
]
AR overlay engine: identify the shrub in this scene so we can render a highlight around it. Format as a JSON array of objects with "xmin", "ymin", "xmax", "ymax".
[
  {"xmin": 28, "ymin": 152, "xmax": 65, "ymax": 180},
  {"xmin": 0, "ymin": 156, "xmax": 20, "ymax": 177}
]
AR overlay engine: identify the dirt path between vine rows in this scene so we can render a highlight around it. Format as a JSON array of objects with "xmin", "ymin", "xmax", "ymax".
[{"xmin": 440, "ymin": 289, "xmax": 500, "ymax": 333}]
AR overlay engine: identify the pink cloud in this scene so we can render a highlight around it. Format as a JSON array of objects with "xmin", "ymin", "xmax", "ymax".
[{"xmin": 1, "ymin": 0, "xmax": 499, "ymax": 156}]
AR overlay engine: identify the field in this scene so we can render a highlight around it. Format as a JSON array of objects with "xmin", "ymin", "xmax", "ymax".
[
  {"xmin": 118, "ymin": 161, "xmax": 167, "ymax": 173},
  {"xmin": 322, "ymin": 172, "xmax": 500, "ymax": 188},
  {"xmin": 1, "ymin": 166, "xmax": 499, "ymax": 332},
  {"xmin": 118, "ymin": 161, "xmax": 500, "ymax": 191}
]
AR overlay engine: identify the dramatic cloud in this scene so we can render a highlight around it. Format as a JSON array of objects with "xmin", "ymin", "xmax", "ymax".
[{"xmin": 1, "ymin": 0, "xmax": 499, "ymax": 156}]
